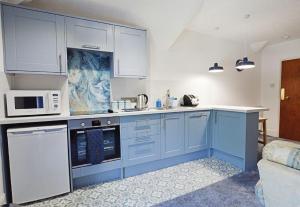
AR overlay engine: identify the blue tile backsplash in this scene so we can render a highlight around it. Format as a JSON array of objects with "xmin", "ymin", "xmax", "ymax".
[{"xmin": 67, "ymin": 48, "xmax": 112, "ymax": 115}]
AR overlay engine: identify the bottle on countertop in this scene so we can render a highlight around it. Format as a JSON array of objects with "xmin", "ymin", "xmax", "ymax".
[{"xmin": 156, "ymin": 99, "xmax": 162, "ymax": 108}]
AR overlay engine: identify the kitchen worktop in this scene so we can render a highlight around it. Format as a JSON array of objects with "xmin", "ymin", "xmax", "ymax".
[{"xmin": 0, "ymin": 105, "xmax": 268, "ymax": 125}]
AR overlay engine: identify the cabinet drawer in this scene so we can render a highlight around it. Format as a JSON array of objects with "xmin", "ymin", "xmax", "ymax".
[
  {"xmin": 122, "ymin": 135, "xmax": 160, "ymax": 166},
  {"xmin": 121, "ymin": 124, "xmax": 160, "ymax": 139},
  {"xmin": 120, "ymin": 115, "xmax": 161, "ymax": 139}
]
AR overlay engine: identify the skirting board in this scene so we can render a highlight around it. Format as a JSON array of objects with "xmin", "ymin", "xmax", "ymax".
[
  {"xmin": 124, "ymin": 150, "xmax": 210, "ymax": 178},
  {"xmin": 73, "ymin": 149, "xmax": 210, "ymax": 189},
  {"xmin": 211, "ymin": 149, "xmax": 245, "ymax": 170}
]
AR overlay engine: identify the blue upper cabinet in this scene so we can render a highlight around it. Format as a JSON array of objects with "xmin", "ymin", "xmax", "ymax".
[
  {"xmin": 185, "ymin": 111, "xmax": 210, "ymax": 153},
  {"xmin": 2, "ymin": 6, "xmax": 66, "ymax": 75},
  {"xmin": 114, "ymin": 26, "xmax": 147, "ymax": 78},
  {"xmin": 161, "ymin": 113, "xmax": 185, "ymax": 158},
  {"xmin": 66, "ymin": 17, "xmax": 114, "ymax": 52},
  {"xmin": 212, "ymin": 111, "xmax": 246, "ymax": 158}
]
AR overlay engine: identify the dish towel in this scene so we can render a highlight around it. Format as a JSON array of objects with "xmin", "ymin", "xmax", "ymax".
[{"xmin": 86, "ymin": 128, "xmax": 104, "ymax": 164}]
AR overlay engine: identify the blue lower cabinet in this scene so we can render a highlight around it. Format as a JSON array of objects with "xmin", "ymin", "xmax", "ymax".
[
  {"xmin": 122, "ymin": 135, "xmax": 161, "ymax": 167},
  {"xmin": 184, "ymin": 111, "xmax": 210, "ymax": 153},
  {"xmin": 161, "ymin": 113, "xmax": 185, "ymax": 158},
  {"xmin": 212, "ymin": 111, "xmax": 246, "ymax": 158}
]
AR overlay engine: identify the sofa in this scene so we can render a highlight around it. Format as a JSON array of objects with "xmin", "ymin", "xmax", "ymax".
[{"xmin": 256, "ymin": 140, "xmax": 300, "ymax": 207}]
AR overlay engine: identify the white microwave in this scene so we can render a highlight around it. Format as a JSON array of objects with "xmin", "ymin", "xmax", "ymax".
[{"xmin": 6, "ymin": 90, "xmax": 62, "ymax": 117}]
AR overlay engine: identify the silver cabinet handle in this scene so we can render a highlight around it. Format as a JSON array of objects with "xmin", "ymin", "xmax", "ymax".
[
  {"xmin": 102, "ymin": 128, "xmax": 116, "ymax": 132},
  {"xmin": 215, "ymin": 111, "xmax": 217, "ymax": 124},
  {"xmin": 190, "ymin": 115, "xmax": 203, "ymax": 119},
  {"xmin": 117, "ymin": 59, "xmax": 120, "ymax": 75},
  {"xmin": 135, "ymin": 137, "xmax": 152, "ymax": 143},
  {"xmin": 82, "ymin": 45, "xmax": 100, "ymax": 50},
  {"xmin": 59, "ymin": 54, "xmax": 62, "ymax": 73}
]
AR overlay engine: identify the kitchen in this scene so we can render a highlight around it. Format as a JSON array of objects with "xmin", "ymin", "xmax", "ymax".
[{"xmin": 0, "ymin": 0, "xmax": 274, "ymax": 206}]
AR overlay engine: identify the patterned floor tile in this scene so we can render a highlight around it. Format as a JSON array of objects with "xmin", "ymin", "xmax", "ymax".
[{"xmin": 26, "ymin": 158, "xmax": 240, "ymax": 207}]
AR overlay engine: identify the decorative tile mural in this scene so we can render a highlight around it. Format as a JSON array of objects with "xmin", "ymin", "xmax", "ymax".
[{"xmin": 68, "ymin": 48, "xmax": 112, "ymax": 115}]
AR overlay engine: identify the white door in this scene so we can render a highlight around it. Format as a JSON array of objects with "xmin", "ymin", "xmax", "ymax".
[
  {"xmin": 7, "ymin": 125, "xmax": 70, "ymax": 204},
  {"xmin": 114, "ymin": 26, "xmax": 147, "ymax": 78}
]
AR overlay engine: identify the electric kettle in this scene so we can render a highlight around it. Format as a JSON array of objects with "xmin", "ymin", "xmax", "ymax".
[{"xmin": 136, "ymin": 94, "xmax": 148, "ymax": 110}]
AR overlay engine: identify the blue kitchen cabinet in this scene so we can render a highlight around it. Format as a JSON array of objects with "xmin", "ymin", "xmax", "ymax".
[
  {"xmin": 120, "ymin": 115, "xmax": 161, "ymax": 166},
  {"xmin": 212, "ymin": 110, "xmax": 259, "ymax": 170},
  {"xmin": 212, "ymin": 111, "xmax": 245, "ymax": 158},
  {"xmin": 66, "ymin": 17, "xmax": 114, "ymax": 52},
  {"xmin": 185, "ymin": 111, "xmax": 210, "ymax": 153},
  {"xmin": 114, "ymin": 26, "xmax": 147, "ymax": 78},
  {"xmin": 161, "ymin": 113, "xmax": 185, "ymax": 158},
  {"xmin": 2, "ymin": 5, "xmax": 66, "ymax": 75}
]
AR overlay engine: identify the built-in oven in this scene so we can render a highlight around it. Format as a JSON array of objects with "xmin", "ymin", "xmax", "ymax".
[{"xmin": 69, "ymin": 117, "xmax": 120, "ymax": 168}]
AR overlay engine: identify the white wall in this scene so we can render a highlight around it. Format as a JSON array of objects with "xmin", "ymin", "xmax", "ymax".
[
  {"xmin": 260, "ymin": 38, "xmax": 300, "ymax": 136},
  {"xmin": 148, "ymin": 31, "xmax": 261, "ymax": 107}
]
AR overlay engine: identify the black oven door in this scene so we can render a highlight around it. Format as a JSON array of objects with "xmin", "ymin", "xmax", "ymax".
[{"xmin": 70, "ymin": 125, "xmax": 120, "ymax": 168}]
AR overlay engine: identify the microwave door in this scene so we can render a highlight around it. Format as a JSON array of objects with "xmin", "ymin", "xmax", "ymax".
[{"xmin": 6, "ymin": 95, "xmax": 47, "ymax": 117}]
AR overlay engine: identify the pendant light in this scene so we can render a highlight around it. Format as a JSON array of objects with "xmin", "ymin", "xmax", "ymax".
[
  {"xmin": 235, "ymin": 57, "xmax": 255, "ymax": 71},
  {"xmin": 209, "ymin": 63, "xmax": 223, "ymax": 73},
  {"xmin": 235, "ymin": 14, "xmax": 255, "ymax": 72}
]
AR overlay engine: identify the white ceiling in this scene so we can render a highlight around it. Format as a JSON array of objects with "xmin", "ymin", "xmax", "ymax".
[
  {"xmin": 20, "ymin": 0, "xmax": 300, "ymax": 50},
  {"xmin": 187, "ymin": 0, "xmax": 300, "ymax": 46}
]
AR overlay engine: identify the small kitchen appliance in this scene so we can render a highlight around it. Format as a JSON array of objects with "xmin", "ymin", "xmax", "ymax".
[
  {"xmin": 181, "ymin": 95, "xmax": 199, "ymax": 107},
  {"xmin": 5, "ymin": 90, "xmax": 61, "ymax": 117},
  {"xmin": 7, "ymin": 125, "xmax": 70, "ymax": 204},
  {"xmin": 136, "ymin": 94, "xmax": 148, "ymax": 110}
]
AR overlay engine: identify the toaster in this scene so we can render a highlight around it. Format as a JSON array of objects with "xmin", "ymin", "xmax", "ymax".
[{"xmin": 181, "ymin": 95, "xmax": 199, "ymax": 107}]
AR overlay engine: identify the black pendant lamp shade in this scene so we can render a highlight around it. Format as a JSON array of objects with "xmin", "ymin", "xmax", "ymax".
[
  {"xmin": 235, "ymin": 57, "xmax": 255, "ymax": 72},
  {"xmin": 209, "ymin": 63, "xmax": 224, "ymax": 73}
]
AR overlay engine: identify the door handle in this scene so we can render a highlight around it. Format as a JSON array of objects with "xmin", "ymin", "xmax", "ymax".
[{"xmin": 281, "ymin": 88, "xmax": 290, "ymax": 101}]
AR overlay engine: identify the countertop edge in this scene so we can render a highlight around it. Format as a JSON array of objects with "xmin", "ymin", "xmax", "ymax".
[{"xmin": 0, "ymin": 106, "xmax": 268, "ymax": 125}]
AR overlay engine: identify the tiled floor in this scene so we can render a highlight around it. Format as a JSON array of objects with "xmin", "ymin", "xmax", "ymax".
[{"xmin": 27, "ymin": 158, "xmax": 240, "ymax": 207}]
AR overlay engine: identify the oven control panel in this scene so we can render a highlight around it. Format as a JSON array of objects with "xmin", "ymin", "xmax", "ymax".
[{"xmin": 69, "ymin": 117, "xmax": 120, "ymax": 129}]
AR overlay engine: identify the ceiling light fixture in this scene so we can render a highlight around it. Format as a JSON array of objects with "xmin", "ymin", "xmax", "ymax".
[
  {"xmin": 235, "ymin": 14, "xmax": 255, "ymax": 72},
  {"xmin": 209, "ymin": 63, "xmax": 224, "ymax": 73},
  {"xmin": 235, "ymin": 57, "xmax": 255, "ymax": 71}
]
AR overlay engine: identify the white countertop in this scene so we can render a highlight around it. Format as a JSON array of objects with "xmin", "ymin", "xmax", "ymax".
[{"xmin": 0, "ymin": 105, "xmax": 268, "ymax": 125}]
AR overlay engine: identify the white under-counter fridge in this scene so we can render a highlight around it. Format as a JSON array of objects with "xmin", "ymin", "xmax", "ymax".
[{"xmin": 7, "ymin": 125, "xmax": 70, "ymax": 204}]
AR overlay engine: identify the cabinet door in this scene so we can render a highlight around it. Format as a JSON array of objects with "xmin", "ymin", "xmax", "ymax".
[
  {"xmin": 185, "ymin": 111, "xmax": 210, "ymax": 153},
  {"xmin": 212, "ymin": 111, "xmax": 245, "ymax": 158},
  {"xmin": 3, "ymin": 6, "xmax": 66, "ymax": 74},
  {"xmin": 114, "ymin": 26, "xmax": 147, "ymax": 78},
  {"xmin": 66, "ymin": 17, "xmax": 113, "ymax": 52},
  {"xmin": 161, "ymin": 113, "xmax": 185, "ymax": 158}
]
